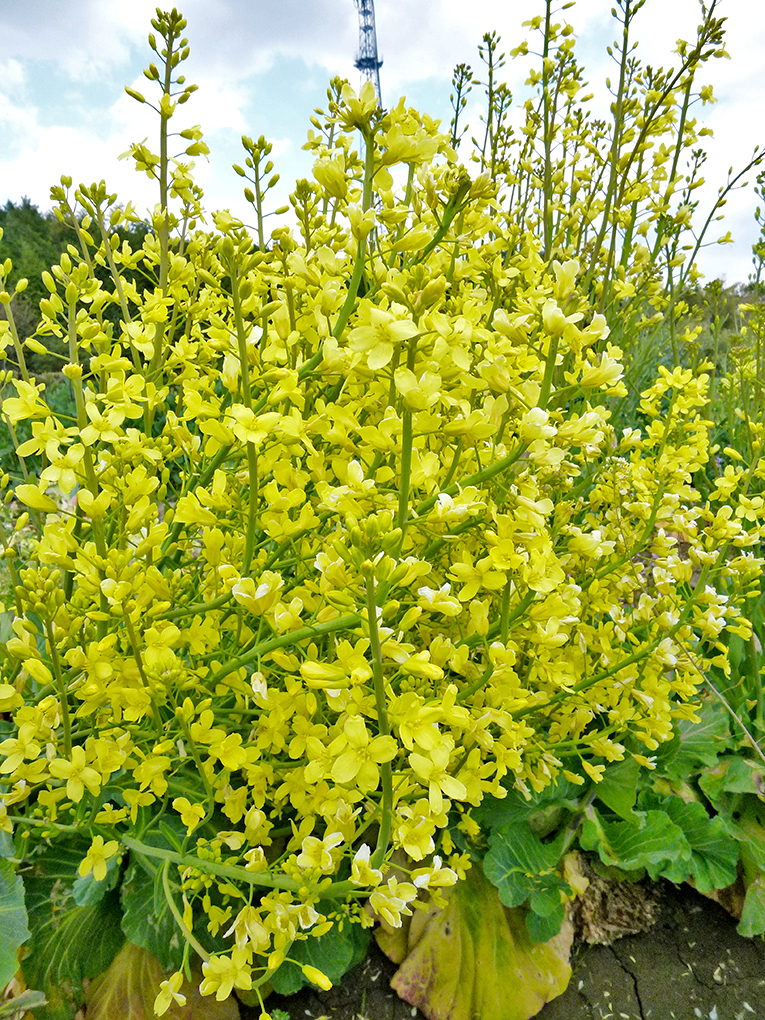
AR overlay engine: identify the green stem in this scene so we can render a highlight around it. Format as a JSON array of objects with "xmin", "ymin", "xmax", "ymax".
[
  {"xmin": 499, "ymin": 579, "xmax": 512, "ymax": 644},
  {"xmin": 364, "ymin": 564, "xmax": 393, "ymax": 870},
  {"xmin": 4, "ymin": 301, "xmax": 30, "ymax": 382},
  {"xmin": 123, "ymin": 609, "xmax": 164, "ymax": 739},
  {"xmin": 229, "ymin": 259, "xmax": 259, "ymax": 575},
  {"xmin": 211, "ymin": 613, "xmax": 361, "ymax": 684},
  {"xmin": 415, "ymin": 442, "xmax": 528, "ymax": 519},
  {"xmin": 67, "ymin": 299, "xmax": 110, "ymax": 635},
  {"xmin": 396, "ymin": 410, "xmax": 413, "ymax": 534},
  {"xmin": 160, "ymin": 859, "xmax": 211, "ymax": 962},
  {"xmin": 160, "ymin": 591, "xmax": 234, "ymax": 621},
  {"xmin": 542, "ymin": 0, "xmax": 553, "ymax": 258},
  {"xmin": 121, "ymin": 835, "xmax": 358, "ymax": 899},
  {"xmin": 538, "ymin": 334, "xmax": 560, "ymax": 411},
  {"xmin": 45, "ymin": 619, "xmax": 72, "ymax": 758}
]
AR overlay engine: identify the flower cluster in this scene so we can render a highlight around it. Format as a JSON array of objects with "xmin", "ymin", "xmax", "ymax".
[{"xmin": 1, "ymin": 30, "xmax": 763, "ymax": 1010}]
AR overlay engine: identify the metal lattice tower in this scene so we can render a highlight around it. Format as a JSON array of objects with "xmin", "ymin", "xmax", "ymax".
[{"xmin": 353, "ymin": 0, "xmax": 382, "ymax": 105}]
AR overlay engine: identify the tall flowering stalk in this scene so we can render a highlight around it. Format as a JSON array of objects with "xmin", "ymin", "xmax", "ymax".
[{"xmin": 0, "ymin": 6, "xmax": 763, "ymax": 1018}]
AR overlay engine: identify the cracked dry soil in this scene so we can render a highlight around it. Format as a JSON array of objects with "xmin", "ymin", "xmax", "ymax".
[{"xmin": 249, "ymin": 882, "xmax": 765, "ymax": 1020}]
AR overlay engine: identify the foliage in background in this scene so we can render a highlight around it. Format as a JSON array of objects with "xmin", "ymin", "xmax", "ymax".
[
  {"xmin": 0, "ymin": 200, "xmax": 148, "ymax": 377},
  {"xmin": 0, "ymin": 3, "xmax": 764, "ymax": 1020},
  {"xmin": 450, "ymin": 0, "xmax": 764, "ymax": 417}
]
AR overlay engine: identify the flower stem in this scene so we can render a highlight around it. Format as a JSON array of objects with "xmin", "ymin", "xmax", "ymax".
[
  {"xmin": 45, "ymin": 619, "xmax": 72, "ymax": 758},
  {"xmin": 161, "ymin": 860, "xmax": 211, "ymax": 962},
  {"xmin": 363, "ymin": 564, "xmax": 393, "ymax": 870}
]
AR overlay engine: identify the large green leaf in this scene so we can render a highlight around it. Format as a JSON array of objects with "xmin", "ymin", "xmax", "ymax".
[
  {"xmin": 483, "ymin": 822, "xmax": 569, "ymax": 940},
  {"xmin": 640, "ymin": 794, "xmax": 739, "ymax": 893},
  {"xmin": 473, "ymin": 779, "xmax": 581, "ymax": 838},
  {"xmin": 725, "ymin": 798, "xmax": 765, "ymax": 937},
  {"xmin": 375, "ymin": 865, "xmax": 573, "ymax": 1020},
  {"xmin": 22, "ymin": 840, "xmax": 125, "ymax": 1020},
  {"xmin": 698, "ymin": 755, "xmax": 765, "ymax": 807},
  {"xmin": 270, "ymin": 914, "xmax": 370, "ymax": 996},
  {"xmin": 0, "ymin": 830, "xmax": 15, "ymax": 859},
  {"xmin": 580, "ymin": 806, "xmax": 691, "ymax": 877},
  {"xmin": 0, "ymin": 859, "xmax": 29, "ymax": 989},
  {"xmin": 738, "ymin": 860, "xmax": 765, "ymax": 938},
  {"xmin": 654, "ymin": 700, "xmax": 731, "ymax": 780},
  {"xmin": 595, "ymin": 757, "xmax": 643, "ymax": 823},
  {"xmin": 120, "ymin": 859, "xmax": 184, "ymax": 972}
]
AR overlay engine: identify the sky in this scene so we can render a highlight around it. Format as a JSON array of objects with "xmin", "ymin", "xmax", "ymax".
[{"xmin": 0, "ymin": 0, "xmax": 763, "ymax": 284}]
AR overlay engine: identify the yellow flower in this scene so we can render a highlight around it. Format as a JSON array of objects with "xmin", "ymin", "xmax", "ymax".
[
  {"xmin": 350, "ymin": 843, "xmax": 383, "ymax": 887},
  {"xmin": 1, "ymin": 378, "xmax": 49, "ymax": 424},
  {"xmin": 393, "ymin": 367, "xmax": 441, "ymax": 411},
  {"xmin": 330, "ymin": 716, "xmax": 398, "ymax": 793},
  {"xmin": 0, "ymin": 724, "xmax": 40, "ymax": 774},
  {"xmin": 200, "ymin": 947, "xmax": 253, "ymax": 1000},
  {"xmin": 15, "ymin": 416, "xmax": 76, "ymax": 459},
  {"xmin": 224, "ymin": 905, "xmax": 270, "ymax": 952},
  {"xmin": 338, "ymin": 80, "xmax": 378, "ymax": 129},
  {"xmin": 411, "ymin": 855, "xmax": 458, "ymax": 890},
  {"xmin": 208, "ymin": 731, "xmax": 248, "ymax": 771},
  {"xmin": 302, "ymin": 965, "xmax": 333, "ymax": 991},
  {"xmin": 520, "ymin": 407, "xmax": 557, "ymax": 441},
  {"xmin": 232, "ymin": 573, "xmax": 284, "ymax": 615},
  {"xmin": 416, "ymin": 583, "xmax": 462, "ymax": 617},
  {"xmin": 48, "ymin": 746, "xmax": 101, "ymax": 802},
  {"xmin": 79, "ymin": 403, "xmax": 124, "ymax": 446},
  {"xmin": 13, "ymin": 484, "xmax": 59, "ymax": 514},
  {"xmin": 154, "ymin": 972, "xmax": 187, "ymax": 1017},
  {"xmin": 369, "ymin": 877, "xmax": 418, "ymax": 928},
  {"xmin": 296, "ymin": 830, "xmax": 344, "ymax": 874},
  {"xmin": 172, "ymin": 796, "xmax": 206, "ymax": 834},
  {"xmin": 348, "ymin": 305, "xmax": 418, "ymax": 370},
  {"xmin": 78, "ymin": 835, "xmax": 120, "ymax": 882},
  {"xmin": 409, "ymin": 741, "xmax": 467, "ymax": 813},
  {"xmin": 581, "ymin": 759, "xmax": 606, "ymax": 783}
]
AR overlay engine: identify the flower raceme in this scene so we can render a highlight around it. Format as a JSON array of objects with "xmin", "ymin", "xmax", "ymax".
[{"xmin": 0, "ymin": 60, "xmax": 763, "ymax": 1012}]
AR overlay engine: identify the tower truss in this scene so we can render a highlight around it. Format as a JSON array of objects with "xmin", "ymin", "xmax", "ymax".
[{"xmin": 353, "ymin": 0, "xmax": 382, "ymax": 105}]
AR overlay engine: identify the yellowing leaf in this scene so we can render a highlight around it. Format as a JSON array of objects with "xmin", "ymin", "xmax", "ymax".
[
  {"xmin": 376, "ymin": 865, "xmax": 572, "ymax": 1020},
  {"xmin": 86, "ymin": 942, "xmax": 239, "ymax": 1020}
]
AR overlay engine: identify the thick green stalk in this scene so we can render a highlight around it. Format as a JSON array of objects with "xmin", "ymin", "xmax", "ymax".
[
  {"xmin": 364, "ymin": 564, "xmax": 393, "ymax": 870},
  {"xmin": 161, "ymin": 591, "xmax": 234, "ymax": 621},
  {"xmin": 161, "ymin": 860, "xmax": 210, "ymax": 961},
  {"xmin": 4, "ymin": 301, "xmax": 31, "ymax": 382},
  {"xmin": 328, "ymin": 125, "xmax": 376, "ymax": 342},
  {"xmin": 586, "ymin": 0, "xmax": 631, "ymax": 299},
  {"xmin": 541, "ymin": 0, "xmax": 554, "ymax": 258},
  {"xmin": 122, "ymin": 835, "xmax": 359, "ymax": 900},
  {"xmin": 45, "ymin": 619, "xmax": 72, "ymax": 758},
  {"xmin": 230, "ymin": 259, "xmax": 259, "ymax": 575},
  {"xmin": 123, "ymin": 608, "xmax": 164, "ymax": 739},
  {"xmin": 211, "ymin": 613, "xmax": 361, "ymax": 684},
  {"xmin": 66, "ymin": 298, "xmax": 111, "ymax": 634},
  {"xmin": 397, "ymin": 411, "xmax": 413, "ymax": 535},
  {"xmin": 415, "ymin": 441, "xmax": 529, "ymax": 521}
]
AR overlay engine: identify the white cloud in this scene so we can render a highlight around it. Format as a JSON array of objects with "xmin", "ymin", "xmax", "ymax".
[{"xmin": 0, "ymin": 0, "xmax": 762, "ymax": 281}]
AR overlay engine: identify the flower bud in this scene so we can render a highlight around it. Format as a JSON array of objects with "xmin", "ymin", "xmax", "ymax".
[{"xmin": 301, "ymin": 965, "xmax": 333, "ymax": 991}]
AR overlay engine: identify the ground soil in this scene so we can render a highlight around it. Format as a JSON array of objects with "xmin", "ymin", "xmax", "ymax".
[{"xmin": 250, "ymin": 882, "xmax": 765, "ymax": 1020}]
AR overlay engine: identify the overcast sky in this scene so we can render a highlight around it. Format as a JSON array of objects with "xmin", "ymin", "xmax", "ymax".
[{"xmin": 1, "ymin": 0, "xmax": 763, "ymax": 284}]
